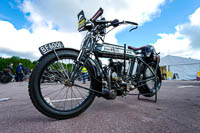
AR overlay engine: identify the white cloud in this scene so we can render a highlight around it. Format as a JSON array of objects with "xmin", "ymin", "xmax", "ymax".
[
  {"xmin": 153, "ymin": 7, "xmax": 200, "ymax": 59},
  {"xmin": 20, "ymin": 0, "xmax": 166, "ymax": 45},
  {"xmin": 189, "ymin": 8, "xmax": 200, "ymax": 26},
  {"xmin": 0, "ymin": 20, "xmax": 82, "ymax": 60},
  {"xmin": 0, "ymin": 0, "xmax": 167, "ymax": 60},
  {"xmin": 21, "ymin": 0, "xmax": 166, "ymax": 31}
]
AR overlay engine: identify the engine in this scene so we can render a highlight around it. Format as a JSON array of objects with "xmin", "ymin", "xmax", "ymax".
[
  {"xmin": 108, "ymin": 59, "xmax": 128, "ymax": 96},
  {"xmin": 102, "ymin": 59, "xmax": 136, "ymax": 99},
  {"xmin": 108, "ymin": 59, "xmax": 123, "ymax": 80}
]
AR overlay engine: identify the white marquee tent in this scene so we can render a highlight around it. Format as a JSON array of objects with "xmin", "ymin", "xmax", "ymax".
[{"xmin": 160, "ymin": 55, "xmax": 200, "ymax": 80}]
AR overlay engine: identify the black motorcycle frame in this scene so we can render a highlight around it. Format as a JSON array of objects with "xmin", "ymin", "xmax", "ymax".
[{"xmin": 64, "ymin": 28, "xmax": 160, "ymax": 97}]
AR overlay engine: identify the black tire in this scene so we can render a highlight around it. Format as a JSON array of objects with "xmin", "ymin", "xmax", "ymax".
[
  {"xmin": 137, "ymin": 63, "xmax": 162, "ymax": 97},
  {"xmin": 29, "ymin": 50, "xmax": 95, "ymax": 119}
]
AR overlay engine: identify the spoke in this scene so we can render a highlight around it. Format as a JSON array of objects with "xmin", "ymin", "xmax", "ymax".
[
  {"xmin": 41, "ymin": 73, "xmax": 64, "ymax": 83},
  {"xmin": 68, "ymin": 59, "xmax": 74, "ymax": 77},
  {"xmin": 41, "ymin": 84, "xmax": 59, "ymax": 89},
  {"xmin": 63, "ymin": 86, "xmax": 70, "ymax": 110},
  {"xmin": 75, "ymin": 86, "xmax": 87, "ymax": 100},
  {"xmin": 71, "ymin": 87, "xmax": 81, "ymax": 107},
  {"xmin": 57, "ymin": 86, "xmax": 69, "ymax": 109},
  {"xmin": 61, "ymin": 58, "xmax": 70, "ymax": 78},
  {"xmin": 51, "ymin": 86, "xmax": 66, "ymax": 102},
  {"xmin": 41, "ymin": 83, "xmax": 60, "ymax": 86},
  {"xmin": 56, "ymin": 57, "xmax": 69, "ymax": 79},
  {"xmin": 71, "ymin": 87, "xmax": 72, "ymax": 109},
  {"xmin": 39, "ymin": 57, "xmax": 93, "ymax": 112},
  {"xmin": 49, "ymin": 63, "xmax": 66, "ymax": 81},
  {"xmin": 52, "ymin": 61, "xmax": 69, "ymax": 81},
  {"xmin": 43, "ymin": 85, "xmax": 65, "ymax": 97},
  {"xmin": 55, "ymin": 61, "xmax": 67, "ymax": 79}
]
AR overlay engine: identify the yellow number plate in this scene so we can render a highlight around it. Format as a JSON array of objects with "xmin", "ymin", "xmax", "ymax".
[{"xmin": 78, "ymin": 18, "xmax": 86, "ymax": 30}]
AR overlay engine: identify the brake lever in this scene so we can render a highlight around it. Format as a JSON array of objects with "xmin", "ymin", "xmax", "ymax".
[{"xmin": 129, "ymin": 25, "xmax": 138, "ymax": 32}]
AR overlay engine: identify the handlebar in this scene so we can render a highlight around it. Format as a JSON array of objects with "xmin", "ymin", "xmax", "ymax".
[
  {"xmin": 95, "ymin": 20, "xmax": 138, "ymax": 26},
  {"xmin": 89, "ymin": 8, "xmax": 138, "ymax": 32},
  {"xmin": 109, "ymin": 20, "xmax": 138, "ymax": 30},
  {"xmin": 92, "ymin": 19, "xmax": 138, "ymax": 33},
  {"xmin": 123, "ymin": 21, "xmax": 138, "ymax": 26},
  {"xmin": 78, "ymin": 8, "xmax": 138, "ymax": 33}
]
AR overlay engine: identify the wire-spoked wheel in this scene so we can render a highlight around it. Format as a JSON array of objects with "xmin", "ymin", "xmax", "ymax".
[
  {"xmin": 29, "ymin": 50, "xmax": 95, "ymax": 119},
  {"xmin": 137, "ymin": 62, "xmax": 161, "ymax": 97}
]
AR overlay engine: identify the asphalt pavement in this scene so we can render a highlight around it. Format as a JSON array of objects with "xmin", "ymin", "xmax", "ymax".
[{"xmin": 0, "ymin": 80, "xmax": 200, "ymax": 133}]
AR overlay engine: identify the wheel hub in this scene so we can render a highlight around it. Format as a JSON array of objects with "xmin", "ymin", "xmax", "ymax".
[{"xmin": 64, "ymin": 80, "xmax": 72, "ymax": 87}]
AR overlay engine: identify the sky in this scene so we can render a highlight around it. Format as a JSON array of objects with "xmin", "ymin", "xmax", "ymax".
[{"xmin": 0, "ymin": 0, "xmax": 200, "ymax": 60}]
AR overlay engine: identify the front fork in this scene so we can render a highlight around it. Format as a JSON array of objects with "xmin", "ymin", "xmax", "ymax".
[{"xmin": 70, "ymin": 48, "xmax": 89, "ymax": 83}]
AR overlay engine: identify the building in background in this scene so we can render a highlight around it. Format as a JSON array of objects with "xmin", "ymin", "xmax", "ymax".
[{"xmin": 160, "ymin": 55, "xmax": 200, "ymax": 80}]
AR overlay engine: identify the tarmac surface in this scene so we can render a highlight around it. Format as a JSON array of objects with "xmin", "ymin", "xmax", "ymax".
[{"xmin": 0, "ymin": 80, "xmax": 200, "ymax": 133}]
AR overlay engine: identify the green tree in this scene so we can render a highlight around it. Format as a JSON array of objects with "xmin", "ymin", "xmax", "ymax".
[{"xmin": 0, "ymin": 56, "xmax": 37, "ymax": 74}]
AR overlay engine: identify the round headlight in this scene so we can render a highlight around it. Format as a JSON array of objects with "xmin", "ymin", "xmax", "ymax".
[
  {"xmin": 145, "ymin": 46, "xmax": 152, "ymax": 57},
  {"xmin": 145, "ymin": 45, "xmax": 156, "ymax": 57}
]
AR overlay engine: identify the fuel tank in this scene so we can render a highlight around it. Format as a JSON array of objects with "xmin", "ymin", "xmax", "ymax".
[{"xmin": 95, "ymin": 43, "xmax": 136, "ymax": 59}]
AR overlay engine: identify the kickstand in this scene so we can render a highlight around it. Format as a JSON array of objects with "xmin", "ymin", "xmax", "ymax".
[{"xmin": 138, "ymin": 90, "xmax": 157, "ymax": 103}]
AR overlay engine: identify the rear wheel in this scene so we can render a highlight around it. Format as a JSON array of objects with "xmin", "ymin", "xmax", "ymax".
[
  {"xmin": 137, "ymin": 63, "xmax": 161, "ymax": 97},
  {"xmin": 29, "ymin": 50, "xmax": 95, "ymax": 119}
]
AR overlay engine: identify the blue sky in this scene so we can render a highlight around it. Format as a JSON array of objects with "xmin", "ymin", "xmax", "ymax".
[
  {"xmin": 0, "ymin": 0, "xmax": 200, "ymax": 60},
  {"xmin": 116, "ymin": 0, "xmax": 200, "ymax": 47},
  {"xmin": 0, "ymin": 0, "xmax": 30, "ymax": 29}
]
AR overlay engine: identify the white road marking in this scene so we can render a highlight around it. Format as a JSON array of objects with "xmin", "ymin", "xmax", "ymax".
[
  {"xmin": 0, "ymin": 97, "xmax": 11, "ymax": 102},
  {"xmin": 44, "ymin": 97, "xmax": 82, "ymax": 104},
  {"xmin": 177, "ymin": 85, "xmax": 194, "ymax": 88},
  {"xmin": 51, "ymin": 98, "xmax": 82, "ymax": 103}
]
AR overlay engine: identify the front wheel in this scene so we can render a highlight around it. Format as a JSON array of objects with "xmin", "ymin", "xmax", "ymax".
[
  {"xmin": 137, "ymin": 63, "xmax": 162, "ymax": 97},
  {"xmin": 29, "ymin": 50, "xmax": 95, "ymax": 119}
]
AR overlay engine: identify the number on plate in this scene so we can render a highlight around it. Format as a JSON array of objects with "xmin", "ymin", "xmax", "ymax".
[{"xmin": 39, "ymin": 41, "xmax": 64, "ymax": 55}]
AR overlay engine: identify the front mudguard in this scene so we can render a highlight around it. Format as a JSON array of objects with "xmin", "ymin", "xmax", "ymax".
[{"xmin": 38, "ymin": 48, "xmax": 103, "ymax": 96}]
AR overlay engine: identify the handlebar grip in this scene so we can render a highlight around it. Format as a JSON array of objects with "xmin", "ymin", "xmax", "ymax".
[
  {"xmin": 90, "ymin": 8, "xmax": 103, "ymax": 22},
  {"xmin": 125, "ymin": 21, "xmax": 138, "ymax": 25}
]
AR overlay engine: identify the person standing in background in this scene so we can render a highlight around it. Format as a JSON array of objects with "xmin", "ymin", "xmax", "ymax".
[
  {"xmin": 81, "ymin": 67, "xmax": 88, "ymax": 84},
  {"xmin": 7, "ymin": 63, "xmax": 13, "ymax": 75},
  {"xmin": 7, "ymin": 63, "xmax": 15, "ymax": 81},
  {"xmin": 16, "ymin": 63, "xmax": 25, "ymax": 82}
]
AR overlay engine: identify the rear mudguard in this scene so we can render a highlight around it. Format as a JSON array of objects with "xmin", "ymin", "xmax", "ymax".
[{"xmin": 38, "ymin": 48, "xmax": 103, "ymax": 96}]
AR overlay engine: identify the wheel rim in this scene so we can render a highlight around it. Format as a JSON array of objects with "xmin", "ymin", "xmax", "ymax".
[
  {"xmin": 39, "ymin": 57, "xmax": 91, "ymax": 112},
  {"xmin": 145, "ymin": 66, "xmax": 160, "ymax": 93}
]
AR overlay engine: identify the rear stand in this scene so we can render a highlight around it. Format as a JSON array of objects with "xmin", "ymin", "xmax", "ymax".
[
  {"xmin": 137, "ymin": 91, "xmax": 157, "ymax": 103},
  {"xmin": 128, "ymin": 90, "xmax": 157, "ymax": 103},
  {"xmin": 136, "ymin": 74, "xmax": 159, "ymax": 103}
]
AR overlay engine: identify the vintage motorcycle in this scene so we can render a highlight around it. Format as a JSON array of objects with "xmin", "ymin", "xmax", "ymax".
[
  {"xmin": 29, "ymin": 8, "xmax": 161, "ymax": 119},
  {"xmin": 0, "ymin": 69, "xmax": 13, "ymax": 84}
]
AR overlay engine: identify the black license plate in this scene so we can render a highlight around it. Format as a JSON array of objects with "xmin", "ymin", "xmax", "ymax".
[{"xmin": 39, "ymin": 41, "xmax": 64, "ymax": 55}]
